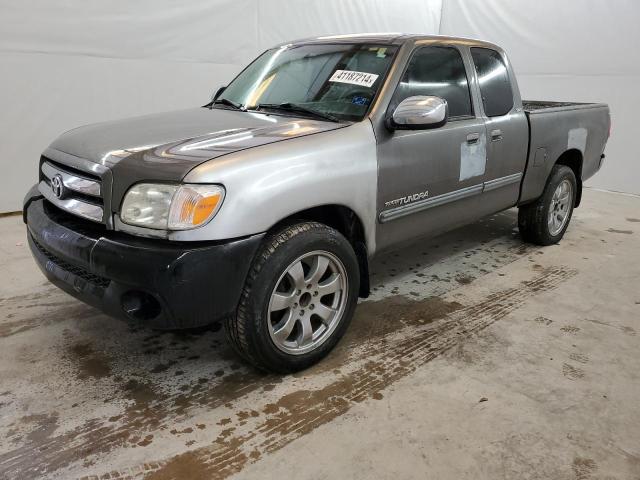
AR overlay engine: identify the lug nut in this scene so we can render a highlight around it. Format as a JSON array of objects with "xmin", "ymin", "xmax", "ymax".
[
  {"xmin": 313, "ymin": 291, "xmax": 318, "ymax": 296},
  {"xmin": 309, "ymin": 304, "xmax": 315, "ymax": 310},
  {"xmin": 300, "ymin": 310, "xmax": 305, "ymax": 315}
]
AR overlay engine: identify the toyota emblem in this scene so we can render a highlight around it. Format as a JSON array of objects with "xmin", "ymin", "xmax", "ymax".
[{"xmin": 51, "ymin": 174, "xmax": 65, "ymax": 199}]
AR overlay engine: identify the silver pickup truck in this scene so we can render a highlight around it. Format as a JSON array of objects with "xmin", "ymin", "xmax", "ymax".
[{"xmin": 24, "ymin": 34, "xmax": 610, "ymax": 372}]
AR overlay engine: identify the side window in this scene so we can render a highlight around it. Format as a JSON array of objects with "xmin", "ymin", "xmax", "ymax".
[
  {"xmin": 470, "ymin": 47, "xmax": 514, "ymax": 117},
  {"xmin": 391, "ymin": 46, "xmax": 473, "ymax": 119}
]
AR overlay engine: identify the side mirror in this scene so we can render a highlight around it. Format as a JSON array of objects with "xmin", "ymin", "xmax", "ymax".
[{"xmin": 388, "ymin": 96, "xmax": 448, "ymax": 130}]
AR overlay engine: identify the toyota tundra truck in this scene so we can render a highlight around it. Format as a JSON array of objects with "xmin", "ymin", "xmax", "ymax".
[{"xmin": 23, "ymin": 34, "xmax": 610, "ymax": 372}]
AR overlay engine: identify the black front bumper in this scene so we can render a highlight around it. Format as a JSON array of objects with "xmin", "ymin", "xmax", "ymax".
[{"xmin": 25, "ymin": 197, "xmax": 264, "ymax": 329}]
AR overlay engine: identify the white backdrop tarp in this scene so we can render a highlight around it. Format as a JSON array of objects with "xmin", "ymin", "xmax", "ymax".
[
  {"xmin": 440, "ymin": 0, "xmax": 640, "ymax": 197},
  {"xmin": 0, "ymin": 0, "xmax": 442, "ymax": 212},
  {"xmin": 1, "ymin": 0, "xmax": 638, "ymax": 212}
]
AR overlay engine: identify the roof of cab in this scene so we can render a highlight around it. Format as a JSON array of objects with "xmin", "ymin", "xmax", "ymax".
[{"xmin": 277, "ymin": 33, "xmax": 499, "ymax": 50}]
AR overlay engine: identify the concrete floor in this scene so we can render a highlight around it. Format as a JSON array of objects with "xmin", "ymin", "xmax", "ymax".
[{"xmin": 0, "ymin": 188, "xmax": 639, "ymax": 480}]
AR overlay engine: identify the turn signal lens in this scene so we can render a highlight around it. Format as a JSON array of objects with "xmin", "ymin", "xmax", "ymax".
[
  {"xmin": 120, "ymin": 183, "xmax": 225, "ymax": 230},
  {"xmin": 168, "ymin": 185, "xmax": 224, "ymax": 229}
]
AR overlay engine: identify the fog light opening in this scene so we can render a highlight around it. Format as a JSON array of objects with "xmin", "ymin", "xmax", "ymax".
[{"xmin": 121, "ymin": 290, "xmax": 162, "ymax": 321}]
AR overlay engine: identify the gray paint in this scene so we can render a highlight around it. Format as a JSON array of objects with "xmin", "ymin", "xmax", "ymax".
[
  {"xmin": 533, "ymin": 148, "xmax": 547, "ymax": 167},
  {"xmin": 33, "ymin": 34, "xmax": 611, "ymax": 258},
  {"xmin": 371, "ymin": 37, "xmax": 530, "ymax": 252},
  {"xmin": 519, "ymin": 102, "xmax": 609, "ymax": 203},
  {"xmin": 49, "ymin": 108, "xmax": 343, "ymax": 170},
  {"xmin": 483, "ymin": 173, "xmax": 522, "ymax": 192},
  {"xmin": 379, "ymin": 171, "xmax": 523, "ymax": 224},
  {"xmin": 380, "ymin": 183, "xmax": 483, "ymax": 223},
  {"xmin": 48, "ymin": 107, "xmax": 346, "ymax": 210},
  {"xmin": 183, "ymin": 120, "xmax": 379, "ymax": 254}
]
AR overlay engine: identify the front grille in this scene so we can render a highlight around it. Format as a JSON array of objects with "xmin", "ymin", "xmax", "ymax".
[
  {"xmin": 42, "ymin": 201, "xmax": 106, "ymax": 237},
  {"xmin": 32, "ymin": 238, "xmax": 111, "ymax": 289},
  {"xmin": 39, "ymin": 157, "xmax": 105, "ymax": 224},
  {"xmin": 44, "ymin": 159, "xmax": 101, "ymax": 181}
]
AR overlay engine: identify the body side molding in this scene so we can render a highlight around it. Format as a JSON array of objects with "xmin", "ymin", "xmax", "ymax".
[
  {"xmin": 379, "ymin": 183, "xmax": 483, "ymax": 223},
  {"xmin": 482, "ymin": 172, "xmax": 523, "ymax": 192},
  {"xmin": 379, "ymin": 172, "xmax": 523, "ymax": 223}
]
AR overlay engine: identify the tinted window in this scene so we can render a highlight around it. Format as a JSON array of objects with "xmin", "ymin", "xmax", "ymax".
[
  {"xmin": 219, "ymin": 44, "xmax": 398, "ymax": 121},
  {"xmin": 471, "ymin": 47, "xmax": 513, "ymax": 117},
  {"xmin": 391, "ymin": 46, "xmax": 473, "ymax": 119}
]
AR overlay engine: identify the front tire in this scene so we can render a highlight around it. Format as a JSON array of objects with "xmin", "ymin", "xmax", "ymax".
[
  {"xmin": 226, "ymin": 222, "xmax": 360, "ymax": 373},
  {"xmin": 518, "ymin": 165, "xmax": 577, "ymax": 245}
]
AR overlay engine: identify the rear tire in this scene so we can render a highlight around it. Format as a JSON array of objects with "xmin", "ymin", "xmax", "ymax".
[
  {"xmin": 518, "ymin": 165, "xmax": 577, "ymax": 245},
  {"xmin": 225, "ymin": 222, "xmax": 360, "ymax": 373}
]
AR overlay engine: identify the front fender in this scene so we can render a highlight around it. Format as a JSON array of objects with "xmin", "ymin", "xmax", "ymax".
[{"xmin": 177, "ymin": 121, "xmax": 378, "ymax": 255}]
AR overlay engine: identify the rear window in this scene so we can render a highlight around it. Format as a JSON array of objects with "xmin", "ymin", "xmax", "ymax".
[{"xmin": 470, "ymin": 47, "xmax": 513, "ymax": 117}]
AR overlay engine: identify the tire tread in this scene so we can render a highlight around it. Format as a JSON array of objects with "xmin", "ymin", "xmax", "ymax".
[
  {"xmin": 225, "ymin": 222, "xmax": 335, "ymax": 370},
  {"xmin": 518, "ymin": 165, "xmax": 576, "ymax": 245}
]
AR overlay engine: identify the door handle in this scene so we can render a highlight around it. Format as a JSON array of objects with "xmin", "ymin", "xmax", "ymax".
[
  {"xmin": 466, "ymin": 133, "xmax": 480, "ymax": 145},
  {"xmin": 491, "ymin": 129, "xmax": 503, "ymax": 142}
]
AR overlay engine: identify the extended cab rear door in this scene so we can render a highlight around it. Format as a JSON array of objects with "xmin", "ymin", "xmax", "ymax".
[{"xmin": 469, "ymin": 47, "xmax": 528, "ymax": 207}]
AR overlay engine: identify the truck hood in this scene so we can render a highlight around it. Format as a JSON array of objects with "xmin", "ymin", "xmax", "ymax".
[{"xmin": 49, "ymin": 107, "xmax": 346, "ymax": 180}]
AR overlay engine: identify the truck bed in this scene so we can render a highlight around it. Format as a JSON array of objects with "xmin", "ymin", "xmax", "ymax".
[
  {"xmin": 523, "ymin": 100, "xmax": 606, "ymax": 113},
  {"xmin": 519, "ymin": 100, "xmax": 610, "ymax": 205}
]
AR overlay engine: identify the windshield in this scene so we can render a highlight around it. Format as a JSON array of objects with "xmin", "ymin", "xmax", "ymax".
[{"xmin": 216, "ymin": 43, "xmax": 398, "ymax": 121}]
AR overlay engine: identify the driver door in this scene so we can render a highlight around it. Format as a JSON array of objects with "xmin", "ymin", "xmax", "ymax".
[{"xmin": 375, "ymin": 45, "xmax": 491, "ymax": 251}]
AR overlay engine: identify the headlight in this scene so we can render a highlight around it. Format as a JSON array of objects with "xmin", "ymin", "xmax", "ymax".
[{"xmin": 120, "ymin": 183, "xmax": 225, "ymax": 230}]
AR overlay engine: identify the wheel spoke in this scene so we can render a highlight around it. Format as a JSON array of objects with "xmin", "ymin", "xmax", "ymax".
[
  {"xmin": 548, "ymin": 180, "xmax": 573, "ymax": 236},
  {"xmin": 270, "ymin": 291, "xmax": 296, "ymax": 312},
  {"xmin": 287, "ymin": 261, "xmax": 306, "ymax": 290},
  {"xmin": 268, "ymin": 250, "xmax": 349, "ymax": 355},
  {"xmin": 317, "ymin": 273, "xmax": 341, "ymax": 297},
  {"xmin": 314, "ymin": 303, "xmax": 336, "ymax": 324},
  {"xmin": 306, "ymin": 255, "xmax": 329, "ymax": 285},
  {"xmin": 298, "ymin": 317, "xmax": 314, "ymax": 345},
  {"xmin": 273, "ymin": 311, "xmax": 296, "ymax": 342}
]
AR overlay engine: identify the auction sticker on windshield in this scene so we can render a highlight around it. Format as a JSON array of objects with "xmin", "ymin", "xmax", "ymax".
[{"xmin": 329, "ymin": 70, "xmax": 379, "ymax": 88}]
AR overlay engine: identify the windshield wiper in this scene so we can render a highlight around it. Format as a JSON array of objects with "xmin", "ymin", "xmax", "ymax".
[
  {"xmin": 253, "ymin": 103, "xmax": 340, "ymax": 122},
  {"xmin": 212, "ymin": 98, "xmax": 243, "ymax": 110}
]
